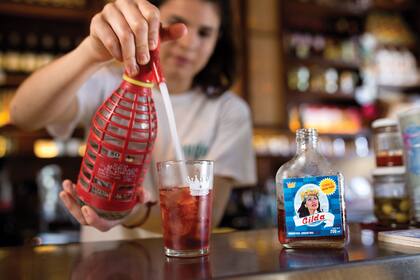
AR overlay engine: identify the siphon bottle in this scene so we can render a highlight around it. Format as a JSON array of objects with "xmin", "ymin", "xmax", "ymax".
[
  {"xmin": 75, "ymin": 48, "xmax": 163, "ymax": 220},
  {"xmin": 276, "ymin": 128, "xmax": 347, "ymax": 248}
]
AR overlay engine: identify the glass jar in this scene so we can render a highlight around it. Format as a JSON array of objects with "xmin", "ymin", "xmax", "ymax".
[
  {"xmin": 371, "ymin": 118, "xmax": 404, "ymax": 167},
  {"xmin": 372, "ymin": 166, "xmax": 410, "ymax": 228}
]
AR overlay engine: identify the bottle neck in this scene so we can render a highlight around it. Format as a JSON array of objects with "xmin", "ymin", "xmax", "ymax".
[
  {"xmin": 296, "ymin": 128, "xmax": 318, "ymax": 154},
  {"xmin": 125, "ymin": 48, "xmax": 164, "ymax": 84}
]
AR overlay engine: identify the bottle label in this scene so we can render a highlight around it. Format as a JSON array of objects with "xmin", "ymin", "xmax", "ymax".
[
  {"xmin": 94, "ymin": 155, "xmax": 141, "ymax": 185},
  {"xmin": 282, "ymin": 175, "xmax": 343, "ymax": 238},
  {"xmin": 402, "ymin": 125, "xmax": 420, "ymax": 175}
]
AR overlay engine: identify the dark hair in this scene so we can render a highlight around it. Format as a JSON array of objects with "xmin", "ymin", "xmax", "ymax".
[
  {"xmin": 297, "ymin": 196, "xmax": 321, "ymax": 218},
  {"xmin": 150, "ymin": 0, "xmax": 237, "ymax": 98}
]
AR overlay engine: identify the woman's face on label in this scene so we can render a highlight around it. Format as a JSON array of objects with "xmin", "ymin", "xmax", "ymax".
[
  {"xmin": 159, "ymin": 0, "xmax": 221, "ymax": 82},
  {"xmin": 305, "ymin": 195, "xmax": 319, "ymax": 211}
]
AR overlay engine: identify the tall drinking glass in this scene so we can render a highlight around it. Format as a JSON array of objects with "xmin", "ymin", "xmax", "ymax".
[
  {"xmin": 157, "ymin": 160, "xmax": 213, "ymax": 257},
  {"xmin": 398, "ymin": 107, "xmax": 420, "ymax": 225}
]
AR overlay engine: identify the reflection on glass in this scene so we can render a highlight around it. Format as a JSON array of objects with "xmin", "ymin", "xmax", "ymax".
[
  {"xmin": 279, "ymin": 248, "xmax": 349, "ymax": 269},
  {"xmin": 164, "ymin": 256, "xmax": 212, "ymax": 280},
  {"xmin": 71, "ymin": 243, "xmax": 151, "ymax": 279}
]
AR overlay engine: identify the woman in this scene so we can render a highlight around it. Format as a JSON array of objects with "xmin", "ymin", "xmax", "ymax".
[
  {"xmin": 10, "ymin": 0, "xmax": 256, "ymax": 241},
  {"xmin": 298, "ymin": 191, "xmax": 321, "ymax": 218}
]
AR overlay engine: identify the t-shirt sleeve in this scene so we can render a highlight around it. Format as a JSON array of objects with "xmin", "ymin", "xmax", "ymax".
[
  {"xmin": 46, "ymin": 68, "xmax": 112, "ymax": 140},
  {"xmin": 206, "ymin": 94, "xmax": 257, "ymax": 187}
]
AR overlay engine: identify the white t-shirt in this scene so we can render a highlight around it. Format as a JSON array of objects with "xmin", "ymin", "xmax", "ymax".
[{"xmin": 47, "ymin": 62, "xmax": 256, "ymax": 241}]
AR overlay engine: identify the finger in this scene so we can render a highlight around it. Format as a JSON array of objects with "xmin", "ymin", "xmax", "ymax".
[
  {"xmin": 81, "ymin": 206, "xmax": 121, "ymax": 232},
  {"xmin": 115, "ymin": 0, "xmax": 150, "ymax": 65},
  {"xmin": 60, "ymin": 191, "xmax": 87, "ymax": 225},
  {"xmin": 137, "ymin": 187, "xmax": 156, "ymax": 204},
  {"xmin": 137, "ymin": 187, "xmax": 146, "ymax": 203},
  {"xmin": 91, "ymin": 13, "xmax": 122, "ymax": 61},
  {"xmin": 62, "ymin": 179, "xmax": 82, "ymax": 205},
  {"xmin": 161, "ymin": 23, "xmax": 188, "ymax": 42},
  {"xmin": 102, "ymin": 3, "xmax": 138, "ymax": 75},
  {"xmin": 62, "ymin": 179, "xmax": 73, "ymax": 193},
  {"xmin": 136, "ymin": 0, "xmax": 160, "ymax": 50}
]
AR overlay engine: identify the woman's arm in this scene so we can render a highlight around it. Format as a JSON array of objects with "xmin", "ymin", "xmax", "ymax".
[
  {"xmin": 46, "ymin": 0, "xmax": 187, "ymax": 232},
  {"xmin": 10, "ymin": 0, "xmax": 186, "ymax": 131},
  {"xmin": 10, "ymin": 40, "xmax": 104, "ymax": 131}
]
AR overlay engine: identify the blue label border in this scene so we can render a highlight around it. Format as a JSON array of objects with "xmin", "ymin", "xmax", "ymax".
[{"xmin": 282, "ymin": 175, "xmax": 344, "ymax": 238}]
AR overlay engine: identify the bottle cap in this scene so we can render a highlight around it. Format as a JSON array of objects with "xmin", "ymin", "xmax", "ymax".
[
  {"xmin": 372, "ymin": 166, "xmax": 406, "ymax": 176},
  {"xmin": 372, "ymin": 118, "xmax": 398, "ymax": 129}
]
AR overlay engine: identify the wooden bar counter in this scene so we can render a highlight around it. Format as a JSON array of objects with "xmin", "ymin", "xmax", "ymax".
[{"xmin": 1, "ymin": 224, "xmax": 420, "ymax": 279}]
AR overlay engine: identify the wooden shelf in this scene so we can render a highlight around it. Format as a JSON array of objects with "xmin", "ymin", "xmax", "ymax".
[
  {"xmin": 0, "ymin": 124, "xmax": 85, "ymax": 158},
  {"xmin": 0, "ymin": 73, "xmax": 28, "ymax": 88},
  {"xmin": 253, "ymin": 127, "xmax": 369, "ymax": 140},
  {"xmin": 284, "ymin": 0, "xmax": 414, "ymax": 18},
  {"xmin": 287, "ymin": 89, "xmax": 358, "ymax": 105},
  {"xmin": 0, "ymin": 124, "xmax": 85, "ymax": 138},
  {"xmin": 0, "ymin": 2, "xmax": 93, "ymax": 21},
  {"xmin": 284, "ymin": 1, "xmax": 366, "ymax": 18},
  {"xmin": 369, "ymin": 1, "xmax": 414, "ymax": 12},
  {"xmin": 317, "ymin": 130, "xmax": 370, "ymax": 139},
  {"xmin": 378, "ymin": 83, "xmax": 420, "ymax": 93},
  {"xmin": 286, "ymin": 56, "xmax": 360, "ymax": 70},
  {"xmin": 374, "ymin": 42, "xmax": 417, "ymax": 52}
]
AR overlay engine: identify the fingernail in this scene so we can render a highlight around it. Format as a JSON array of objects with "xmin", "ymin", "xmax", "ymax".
[
  {"xmin": 149, "ymin": 39, "xmax": 156, "ymax": 50},
  {"xmin": 140, "ymin": 53, "xmax": 149, "ymax": 65},
  {"xmin": 126, "ymin": 66, "xmax": 136, "ymax": 77},
  {"xmin": 59, "ymin": 193, "xmax": 66, "ymax": 202},
  {"xmin": 131, "ymin": 65, "xmax": 139, "ymax": 76},
  {"xmin": 82, "ymin": 207, "xmax": 89, "ymax": 218}
]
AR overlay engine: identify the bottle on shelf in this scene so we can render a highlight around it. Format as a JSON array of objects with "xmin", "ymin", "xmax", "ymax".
[
  {"xmin": 20, "ymin": 32, "xmax": 39, "ymax": 73},
  {"xmin": 3, "ymin": 30, "xmax": 22, "ymax": 73},
  {"xmin": 371, "ymin": 118, "xmax": 404, "ymax": 167},
  {"xmin": 276, "ymin": 128, "xmax": 347, "ymax": 248},
  {"xmin": 372, "ymin": 166, "xmax": 410, "ymax": 228}
]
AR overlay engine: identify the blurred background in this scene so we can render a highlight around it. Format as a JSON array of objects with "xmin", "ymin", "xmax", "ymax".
[{"xmin": 0, "ymin": 0, "xmax": 419, "ymax": 246}]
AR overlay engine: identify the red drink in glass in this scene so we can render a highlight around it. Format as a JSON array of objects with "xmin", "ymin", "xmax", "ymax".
[
  {"xmin": 157, "ymin": 160, "xmax": 214, "ymax": 257},
  {"xmin": 160, "ymin": 187, "xmax": 213, "ymax": 255}
]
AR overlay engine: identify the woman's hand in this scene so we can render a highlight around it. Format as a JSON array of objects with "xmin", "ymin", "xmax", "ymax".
[
  {"xmin": 59, "ymin": 179, "xmax": 153, "ymax": 232},
  {"xmin": 84, "ymin": 0, "xmax": 187, "ymax": 76}
]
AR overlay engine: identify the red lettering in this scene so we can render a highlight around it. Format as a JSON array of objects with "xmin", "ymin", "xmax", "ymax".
[{"xmin": 300, "ymin": 213, "xmax": 327, "ymax": 226}]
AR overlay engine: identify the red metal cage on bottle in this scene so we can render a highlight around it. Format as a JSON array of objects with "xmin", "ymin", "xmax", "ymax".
[{"xmin": 76, "ymin": 50, "xmax": 163, "ymax": 220}]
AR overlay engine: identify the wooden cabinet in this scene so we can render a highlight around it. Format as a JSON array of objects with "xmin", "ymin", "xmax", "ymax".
[
  {"xmin": 280, "ymin": 0, "xmax": 420, "ymax": 133},
  {"xmin": 243, "ymin": 0, "xmax": 420, "ymax": 193},
  {"xmin": 243, "ymin": 0, "xmax": 286, "ymax": 128},
  {"xmin": 0, "ymin": 1, "xmax": 106, "ymax": 154},
  {"xmin": 0, "ymin": 1, "xmax": 101, "ymax": 87},
  {"xmin": 0, "ymin": 1, "xmax": 106, "ymax": 246},
  {"xmin": 281, "ymin": 0, "xmax": 365, "ymax": 135}
]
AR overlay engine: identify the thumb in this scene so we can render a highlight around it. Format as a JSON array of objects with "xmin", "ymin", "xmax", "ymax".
[
  {"xmin": 137, "ymin": 187, "xmax": 156, "ymax": 204},
  {"xmin": 161, "ymin": 23, "xmax": 188, "ymax": 42}
]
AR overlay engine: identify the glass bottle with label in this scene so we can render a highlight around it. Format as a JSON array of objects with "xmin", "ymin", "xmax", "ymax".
[{"xmin": 276, "ymin": 128, "xmax": 347, "ymax": 248}]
